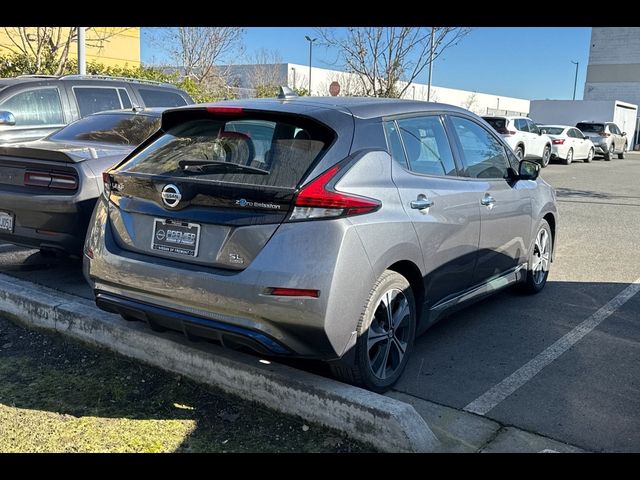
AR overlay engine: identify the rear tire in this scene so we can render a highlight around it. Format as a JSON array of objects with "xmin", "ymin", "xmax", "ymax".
[
  {"xmin": 563, "ymin": 148, "xmax": 573, "ymax": 165},
  {"xmin": 515, "ymin": 146, "xmax": 524, "ymax": 161},
  {"xmin": 520, "ymin": 220, "xmax": 552, "ymax": 294},
  {"xmin": 618, "ymin": 143, "xmax": 627, "ymax": 159},
  {"xmin": 584, "ymin": 148, "xmax": 593, "ymax": 163},
  {"xmin": 330, "ymin": 270, "xmax": 416, "ymax": 393},
  {"xmin": 540, "ymin": 145, "xmax": 551, "ymax": 168}
]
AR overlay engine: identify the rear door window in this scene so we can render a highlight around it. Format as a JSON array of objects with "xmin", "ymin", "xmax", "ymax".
[
  {"xmin": 514, "ymin": 119, "xmax": 529, "ymax": 132},
  {"xmin": 138, "ymin": 89, "xmax": 188, "ymax": 107},
  {"xmin": 118, "ymin": 111, "xmax": 335, "ymax": 189},
  {"xmin": 0, "ymin": 88, "xmax": 64, "ymax": 126},
  {"xmin": 395, "ymin": 115, "xmax": 457, "ymax": 176},
  {"xmin": 74, "ymin": 87, "xmax": 122, "ymax": 117}
]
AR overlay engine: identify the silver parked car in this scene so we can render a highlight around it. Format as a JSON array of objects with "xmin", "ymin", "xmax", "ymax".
[
  {"xmin": 576, "ymin": 121, "xmax": 628, "ymax": 161},
  {"xmin": 0, "ymin": 108, "xmax": 163, "ymax": 255},
  {"xmin": 84, "ymin": 97, "xmax": 558, "ymax": 392}
]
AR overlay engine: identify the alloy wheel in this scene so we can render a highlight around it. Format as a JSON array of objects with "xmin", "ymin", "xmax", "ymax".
[
  {"xmin": 532, "ymin": 228, "xmax": 551, "ymax": 285},
  {"xmin": 366, "ymin": 288, "xmax": 412, "ymax": 380}
]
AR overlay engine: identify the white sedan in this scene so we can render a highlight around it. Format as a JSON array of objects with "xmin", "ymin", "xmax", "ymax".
[{"xmin": 539, "ymin": 125, "xmax": 595, "ymax": 165}]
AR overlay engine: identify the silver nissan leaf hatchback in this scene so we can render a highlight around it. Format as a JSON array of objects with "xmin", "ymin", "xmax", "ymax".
[{"xmin": 84, "ymin": 96, "xmax": 557, "ymax": 392}]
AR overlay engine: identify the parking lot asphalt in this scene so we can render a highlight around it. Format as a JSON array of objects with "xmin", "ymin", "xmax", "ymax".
[{"xmin": 1, "ymin": 152, "xmax": 639, "ymax": 452}]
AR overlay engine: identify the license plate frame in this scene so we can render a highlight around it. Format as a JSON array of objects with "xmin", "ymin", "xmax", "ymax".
[
  {"xmin": 0, "ymin": 211, "xmax": 14, "ymax": 233},
  {"xmin": 151, "ymin": 218, "xmax": 201, "ymax": 257}
]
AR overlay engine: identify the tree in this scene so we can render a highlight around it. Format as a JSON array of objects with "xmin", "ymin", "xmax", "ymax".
[
  {"xmin": 153, "ymin": 27, "xmax": 245, "ymax": 85},
  {"xmin": 248, "ymin": 48, "xmax": 283, "ymax": 91},
  {"xmin": 317, "ymin": 27, "xmax": 471, "ymax": 98},
  {"xmin": 0, "ymin": 27, "xmax": 130, "ymax": 75},
  {"xmin": 463, "ymin": 92, "xmax": 479, "ymax": 112}
]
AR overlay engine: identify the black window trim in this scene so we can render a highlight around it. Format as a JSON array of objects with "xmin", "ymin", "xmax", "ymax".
[
  {"xmin": 444, "ymin": 113, "xmax": 515, "ymax": 181},
  {"xmin": 382, "ymin": 112, "xmax": 464, "ymax": 180},
  {"xmin": 0, "ymin": 85, "xmax": 67, "ymax": 129}
]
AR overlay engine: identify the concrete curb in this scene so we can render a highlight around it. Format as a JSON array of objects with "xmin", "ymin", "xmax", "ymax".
[{"xmin": 0, "ymin": 273, "xmax": 439, "ymax": 453}]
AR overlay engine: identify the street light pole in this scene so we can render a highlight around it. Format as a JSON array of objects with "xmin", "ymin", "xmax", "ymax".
[
  {"xmin": 305, "ymin": 35, "xmax": 317, "ymax": 96},
  {"xmin": 571, "ymin": 60, "xmax": 579, "ymax": 100},
  {"xmin": 78, "ymin": 27, "xmax": 86, "ymax": 75},
  {"xmin": 427, "ymin": 26, "xmax": 435, "ymax": 102}
]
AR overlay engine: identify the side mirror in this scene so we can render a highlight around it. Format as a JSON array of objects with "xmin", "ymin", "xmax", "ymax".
[
  {"xmin": 519, "ymin": 159, "xmax": 540, "ymax": 180},
  {"xmin": 0, "ymin": 110, "xmax": 16, "ymax": 126},
  {"xmin": 622, "ymin": 131, "xmax": 627, "ymax": 136}
]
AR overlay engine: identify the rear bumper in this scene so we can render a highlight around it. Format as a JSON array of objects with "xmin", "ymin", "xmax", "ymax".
[
  {"xmin": 0, "ymin": 189, "xmax": 96, "ymax": 253},
  {"xmin": 95, "ymin": 291, "xmax": 291, "ymax": 355},
  {"xmin": 84, "ymin": 197, "xmax": 376, "ymax": 360}
]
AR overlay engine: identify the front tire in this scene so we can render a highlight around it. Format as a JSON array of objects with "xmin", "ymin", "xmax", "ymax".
[
  {"xmin": 330, "ymin": 270, "xmax": 416, "ymax": 393},
  {"xmin": 520, "ymin": 220, "xmax": 552, "ymax": 294},
  {"xmin": 604, "ymin": 142, "xmax": 613, "ymax": 161},
  {"xmin": 563, "ymin": 148, "xmax": 573, "ymax": 165},
  {"xmin": 540, "ymin": 145, "xmax": 551, "ymax": 168}
]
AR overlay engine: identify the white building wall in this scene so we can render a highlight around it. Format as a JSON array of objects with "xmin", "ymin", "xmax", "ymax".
[{"xmin": 283, "ymin": 63, "xmax": 530, "ymax": 115}]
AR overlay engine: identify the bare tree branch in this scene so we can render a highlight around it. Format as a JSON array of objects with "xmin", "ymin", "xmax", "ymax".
[
  {"xmin": 151, "ymin": 27, "xmax": 245, "ymax": 85},
  {"xmin": 317, "ymin": 27, "xmax": 471, "ymax": 98}
]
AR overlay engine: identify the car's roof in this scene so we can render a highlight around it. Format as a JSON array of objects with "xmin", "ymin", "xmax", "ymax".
[
  {"xmin": 0, "ymin": 75, "xmax": 178, "ymax": 89},
  {"xmin": 540, "ymin": 124, "xmax": 571, "ymax": 129},
  {"xmin": 91, "ymin": 107, "xmax": 167, "ymax": 117},
  {"xmin": 576, "ymin": 120, "xmax": 607, "ymax": 124},
  {"xmin": 192, "ymin": 96, "xmax": 474, "ymax": 120}
]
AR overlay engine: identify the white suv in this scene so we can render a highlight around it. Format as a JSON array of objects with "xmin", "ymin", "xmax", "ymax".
[{"xmin": 482, "ymin": 116, "xmax": 553, "ymax": 167}]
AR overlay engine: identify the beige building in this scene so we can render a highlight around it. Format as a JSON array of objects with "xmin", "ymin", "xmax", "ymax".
[{"xmin": 0, "ymin": 27, "xmax": 140, "ymax": 68}]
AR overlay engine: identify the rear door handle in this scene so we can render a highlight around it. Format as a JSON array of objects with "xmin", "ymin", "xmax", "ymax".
[
  {"xmin": 480, "ymin": 194, "xmax": 496, "ymax": 206},
  {"xmin": 410, "ymin": 196, "xmax": 434, "ymax": 210}
]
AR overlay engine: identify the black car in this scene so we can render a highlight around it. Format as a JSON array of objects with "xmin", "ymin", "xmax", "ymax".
[
  {"xmin": 0, "ymin": 74, "xmax": 193, "ymax": 144},
  {"xmin": 0, "ymin": 108, "xmax": 164, "ymax": 256}
]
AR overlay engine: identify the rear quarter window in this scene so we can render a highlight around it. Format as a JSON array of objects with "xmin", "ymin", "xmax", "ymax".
[{"xmin": 138, "ymin": 89, "xmax": 188, "ymax": 107}]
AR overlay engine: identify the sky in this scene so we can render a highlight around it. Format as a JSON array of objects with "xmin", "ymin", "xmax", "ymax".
[{"xmin": 141, "ymin": 27, "xmax": 592, "ymax": 101}]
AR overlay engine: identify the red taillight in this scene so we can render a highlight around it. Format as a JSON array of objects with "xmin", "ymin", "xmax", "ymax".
[
  {"xmin": 206, "ymin": 106, "xmax": 244, "ymax": 115},
  {"xmin": 268, "ymin": 288, "xmax": 320, "ymax": 298},
  {"xmin": 496, "ymin": 127, "xmax": 516, "ymax": 135},
  {"xmin": 289, "ymin": 165, "xmax": 381, "ymax": 221},
  {"xmin": 24, "ymin": 170, "xmax": 77, "ymax": 190},
  {"xmin": 552, "ymin": 139, "xmax": 565, "ymax": 145}
]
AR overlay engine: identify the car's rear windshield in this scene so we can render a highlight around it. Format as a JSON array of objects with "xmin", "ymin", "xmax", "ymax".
[
  {"xmin": 483, "ymin": 117, "xmax": 506, "ymax": 130},
  {"xmin": 541, "ymin": 127, "xmax": 564, "ymax": 135},
  {"xmin": 576, "ymin": 123, "xmax": 604, "ymax": 133},
  {"xmin": 118, "ymin": 112, "xmax": 335, "ymax": 189},
  {"xmin": 49, "ymin": 113, "xmax": 161, "ymax": 146}
]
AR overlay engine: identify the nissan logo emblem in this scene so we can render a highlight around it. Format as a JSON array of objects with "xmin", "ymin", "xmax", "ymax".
[{"xmin": 161, "ymin": 184, "xmax": 182, "ymax": 208}]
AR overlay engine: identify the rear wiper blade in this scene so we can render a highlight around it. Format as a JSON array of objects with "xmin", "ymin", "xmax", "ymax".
[{"xmin": 179, "ymin": 160, "xmax": 269, "ymax": 175}]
